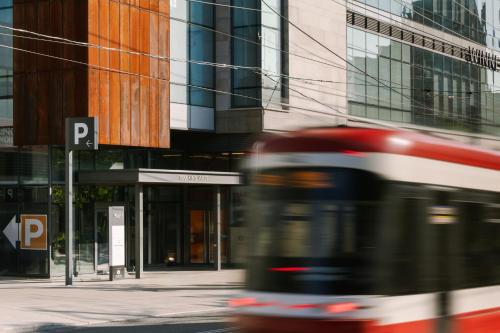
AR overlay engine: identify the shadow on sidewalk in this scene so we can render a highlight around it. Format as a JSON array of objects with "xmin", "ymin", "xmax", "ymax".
[{"xmin": 33, "ymin": 316, "xmax": 235, "ymax": 333}]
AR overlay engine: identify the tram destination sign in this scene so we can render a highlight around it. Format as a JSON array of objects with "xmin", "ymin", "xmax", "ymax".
[{"xmin": 464, "ymin": 46, "xmax": 499, "ymax": 71}]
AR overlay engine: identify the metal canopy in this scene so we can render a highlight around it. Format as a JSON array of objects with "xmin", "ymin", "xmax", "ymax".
[{"xmin": 78, "ymin": 168, "xmax": 242, "ymax": 186}]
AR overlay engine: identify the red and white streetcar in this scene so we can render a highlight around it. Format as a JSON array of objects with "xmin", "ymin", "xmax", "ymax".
[{"xmin": 232, "ymin": 127, "xmax": 500, "ymax": 333}]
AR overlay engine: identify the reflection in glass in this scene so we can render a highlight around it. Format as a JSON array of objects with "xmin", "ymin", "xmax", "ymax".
[{"xmin": 347, "ymin": 26, "xmax": 500, "ymax": 135}]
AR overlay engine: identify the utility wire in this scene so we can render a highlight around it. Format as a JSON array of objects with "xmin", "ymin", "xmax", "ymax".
[
  {"xmin": 4, "ymin": 24, "xmax": 498, "ymax": 103},
  {"xmin": 260, "ymin": 0, "xmax": 482, "ymax": 124},
  {"xmin": 0, "ymin": 41, "xmax": 379, "ymax": 128},
  {"xmin": 3, "ymin": 38, "xmax": 497, "ymax": 131},
  {"xmin": 5, "ymin": 25, "xmax": 495, "ymax": 103},
  {"xmin": 1, "ymin": 2, "xmax": 497, "ymax": 127},
  {"xmin": 1, "ymin": 21, "xmax": 495, "ymax": 126}
]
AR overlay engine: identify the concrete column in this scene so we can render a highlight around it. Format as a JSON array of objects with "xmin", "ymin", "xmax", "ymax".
[
  {"xmin": 214, "ymin": 186, "xmax": 222, "ymax": 271},
  {"xmin": 135, "ymin": 183, "xmax": 144, "ymax": 278}
]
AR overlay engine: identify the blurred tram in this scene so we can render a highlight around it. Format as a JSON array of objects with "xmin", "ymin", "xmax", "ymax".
[{"xmin": 232, "ymin": 127, "xmax": 500, "ymax": 333}]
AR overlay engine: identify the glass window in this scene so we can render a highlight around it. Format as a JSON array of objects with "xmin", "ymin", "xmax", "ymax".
[
  {"xmin": 0, "ymin": 2, "xmax": 12, "ymax": 128},
  {"xmin": 189, "ymin": 1, "xmax": 215, "ymax": 108},
  {"xmin": 380, "ymin": 0, "xmax": 391, "ymax": 12},
  {"xmin": 390, "ymin": 40, "xmax": 402, "ymax": 61},
  {"xmin": 366, "ymin": 53, "xmax": 379, "ymax": 105},
  {"xmin": 347, "ymin": 27, "xmax": 353, "ymax": 47},
  {"xmin": 352, "ymin": 28, "xmax": 366, "ymax": 50},
  {"xmin": 379, "ymin": 57, "xmax": 391, "ymax": 109},
  {"xmin": 95, "ymin": 149, "xmax": 124, "ymax": 170},
  {"xmin": 391, "ymin": 60, "xmax": 402, "ymax": 111},
  {"xmin": 190, "ymin": 1, "xmax": 214, "ymax": 26},
  {"xmin": 347, "ymin": 26, "xmax": 495, "ymax": 134},
  {"xmin": 366, "ymin": 32, "xmax": 379, "ymax": 54},
  {"xmin": 402, "ymin": 43, "xmax": 411, "ymax": 63},
  {"xmin": 378, "ymin": 36, "xmax": 391, "ymax": 58},
  {"xmin": 247, "ymin": 168, "xmax": 382, "ymax": 295},
  {"xmin": 0, "ymin": 149, "xmax": 17, "ymax": 183},
  {"xmin": 19, "ymin": 147, "xmax": 48, "ymax": 185},
  {"xmin": 232, "ymin": 0, "xmax": 261, "ymax": 107}
]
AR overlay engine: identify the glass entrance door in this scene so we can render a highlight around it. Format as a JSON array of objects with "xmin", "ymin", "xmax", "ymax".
[
  {"xmin": 189, "ymin": 209, "xmax": 215, "ymax": 264},
  {"xmin": 94, "ymin": 207, "xmax": 109, "ymax": 274}
]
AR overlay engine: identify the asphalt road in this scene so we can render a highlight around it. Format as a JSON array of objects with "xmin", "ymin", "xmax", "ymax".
[{"xmin": 35, "ymin": 311, "xmax": 237, "ymax": 333}]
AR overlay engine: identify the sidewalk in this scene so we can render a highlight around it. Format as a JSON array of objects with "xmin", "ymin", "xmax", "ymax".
[{"xmin": 0, "ymin": 270, "xmax": 244, "ymax": 333}]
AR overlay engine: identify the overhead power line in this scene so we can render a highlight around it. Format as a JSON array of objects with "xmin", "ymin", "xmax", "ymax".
[{"xmin": 0, "ymin": 1, "xmax": 497, "ymax": 129}]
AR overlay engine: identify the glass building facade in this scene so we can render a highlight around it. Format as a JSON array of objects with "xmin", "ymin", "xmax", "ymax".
[
  {"xmin": 347, "ymin": 26, "xmax": 500, "ymax": 135},
  {"xmin": 231, "ymin": 0, "xmax": 286, "ymax": 108},
  {"xmin": 0, "ymin": 144, "xmax": 246, "ymax": 277},
  {"xmin": 231, "ymin": 0, "xmax": 262, "ymax": 107},
  {"xmin": 356, "ymin": 0, "xmax": 493, "ymax": 48},
  {"xmin": 0, "ymin": 1, "xmax": 12, "ymax": 129},
  {"xmin": 189, "ymin": 0, "xmax": 215, "ymax": 108}
]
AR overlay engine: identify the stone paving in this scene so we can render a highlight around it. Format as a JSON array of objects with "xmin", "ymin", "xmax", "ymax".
[{"xmin": 0, "ymin": 270, "xmax": 244, "ymax": 332}]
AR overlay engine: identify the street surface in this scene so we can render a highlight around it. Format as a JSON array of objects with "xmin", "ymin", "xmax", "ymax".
[{"xmin": 0, "ymin": 270, "xmax": 243, "ymax": 333}]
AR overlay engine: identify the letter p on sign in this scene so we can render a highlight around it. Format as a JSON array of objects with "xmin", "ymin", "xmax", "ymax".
[
  {"xmin": 20, "ymin": 215, "xmax": 47, "ymax": 250},
  {"xmin": 74, "ymin": 123, "xmax": 88, "ymax": 145}
]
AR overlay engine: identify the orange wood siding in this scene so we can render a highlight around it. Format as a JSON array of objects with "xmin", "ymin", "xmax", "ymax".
[
  {"xmin": 158, "ymin": 0, "xmax": 170, "ymax": 147},
  {"xmin": 13, "ymin": 0, "xmax": 88, "ymax": 146},
  {"xmin": 13, "ymin": 0, "xmax": 170, "ymax": 148},
  {"xmin": 119, "ymin": 2, "xmax": 131, "ymax": 146}
]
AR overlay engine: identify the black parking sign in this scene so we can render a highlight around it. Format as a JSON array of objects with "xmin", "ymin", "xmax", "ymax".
[{"xmin": 66, "ymin": 117, "xmax": 98, "ymax": 151}]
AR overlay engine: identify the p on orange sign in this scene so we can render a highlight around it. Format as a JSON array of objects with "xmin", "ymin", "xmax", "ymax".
[{"xmin": 20, "ymin": 215, "xmax": 47, "ymax": 250}]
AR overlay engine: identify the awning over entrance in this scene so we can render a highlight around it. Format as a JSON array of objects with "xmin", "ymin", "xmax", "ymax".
[
  {"xmin": 78, "ymin": 169, "xmax": 242, "ymax": 185},
  {"xmin": 77, "ymin": 169, "xmax": 243, "ymax": 279}
]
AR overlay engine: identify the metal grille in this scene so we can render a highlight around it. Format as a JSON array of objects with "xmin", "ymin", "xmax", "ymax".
[
  {"xmin": 402, "ymin": 30, "xmax": 413, "ymax": 43},
  {"xmin": 424, "ymin": 37, "xmax": 434, "ymax": 49},
  {"xmin": 353, "ymin": 13, "xmax": 365, "ymax": 28},
  {"xmin": 379, "ymin": 21, "xmax": 391, "ymax": 35},
  {"xmin": 414, "ymin": 34, "xmax": 423, "ymax": 46},
  {"xmin": 346, "ymin": 10, "xmax": 469, "ymax": 63},
  {"xmin": 366, "ymin": 17, "xmax": 378, "ymax": 32}
]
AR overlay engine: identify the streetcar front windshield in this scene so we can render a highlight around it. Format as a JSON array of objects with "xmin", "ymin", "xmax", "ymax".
[{"xmin": 246, "ymin": 168, "xmax": 383, "ymax": 295}]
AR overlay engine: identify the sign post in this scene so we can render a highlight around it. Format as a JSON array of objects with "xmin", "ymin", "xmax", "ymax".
[
  {"xmin": 65, "ymin": 117, "xmax": 98, "ymax": 286},
  {"xmin": 108, "ymin": 206, "xmax": 125, "ymax": 281}
]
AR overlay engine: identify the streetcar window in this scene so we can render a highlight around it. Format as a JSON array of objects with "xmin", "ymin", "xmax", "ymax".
[
  {"xmin": 246, "ymin": 168, "xmax": 382, "ymax": 295},
  {"xmin": 485, "ymin": 203, "xmax": 500, "ymax": 223}
]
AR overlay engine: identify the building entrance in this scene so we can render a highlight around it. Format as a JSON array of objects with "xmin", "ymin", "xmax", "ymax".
[
  {"xmin": 78, "ymin": 169, "xmax": 243, "ymax": 277},
  {"xmin": 189, "ymin": 208, "xmax": 215, "ymax": 264},
  {"xmin": 145, "ymin": 202, "xmax": 181, "ymax": 266}
]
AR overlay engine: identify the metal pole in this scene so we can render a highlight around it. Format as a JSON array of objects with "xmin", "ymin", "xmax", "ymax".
[
  {"xmin": 215, "ymin": 186, "xmax": 221, "ymax": 271},
  {"xmin": 135, "ymin": 183, "xmax": 143, "ymax": 279},
  {"xmin": 47, "ymin": 145, "xmax": 53, "ymax": 278},
  {"xmin": 65, "ymin": 119, "xmax": 73, "ymax": 286}
]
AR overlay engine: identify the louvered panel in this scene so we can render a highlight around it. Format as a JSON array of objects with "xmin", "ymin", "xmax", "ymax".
[
  {"xmin": 402, "ymin": 30, "xmax": 413, "ymax": 43},
  {"xmin": 346, "ymin": 10, "xmax": 471, "ymax": 68},
  {"xmin": 413, "ymin": 34, "xmax": 423, "ymax": 46},
  {"xmin": 379, "ymin": 21, "xmax": 391, "ymax": 35},
  {"xmin": 391, "ymin": 26, "xmax": 402, "ymax": 39},
  {"xmin": 434, "ymin": 41, "xmax": 444, "ymax": 52},
  {"xmin": 366, "ymin": 17, "xmax": 378, "ymax": 33},
  {"xmin": 353, "ymin": 13, "xmax": 365, "ymax": 28},
  {"xmin": 444, "ymin": 44, "xmax": 453, "ymax": 56},
  {"xmin": 424, "ymin": 37, "xmax": 433, "ymax": 49},
  {"xmin": 347, "ymin": 11, "xmax": 354, "ymax": 25}
]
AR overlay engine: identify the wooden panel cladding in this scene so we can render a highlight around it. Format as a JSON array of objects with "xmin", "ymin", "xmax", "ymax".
[
  {"xmin": 13, "ymin": 0, "xmax": 88, "ymax": 146},
  {"xmin": 13, "ymin": 0, "xmax": 170, "ymax": 148},
  {"xmin": 89, "ymin": 0, "xmax": 170, "ymax": 148}
]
